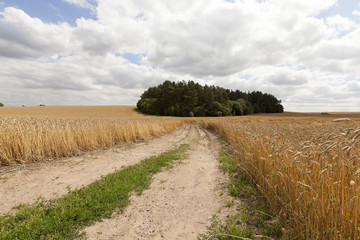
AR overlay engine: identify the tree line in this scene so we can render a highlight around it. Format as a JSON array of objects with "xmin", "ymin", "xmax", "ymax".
[{"xmin": 137, "ymin": 80, "xmax": 284, "ymax": 117}]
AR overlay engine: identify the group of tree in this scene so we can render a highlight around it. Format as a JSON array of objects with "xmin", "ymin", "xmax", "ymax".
[
  {"xmin": 0, "ymin": 102, "xmax": 4, "ymax": 107},
  {"xmin": 137, "ymin": 80, "xmax": 284, "ymax": 117}
]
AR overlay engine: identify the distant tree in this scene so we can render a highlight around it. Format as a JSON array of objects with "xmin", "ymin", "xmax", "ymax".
[
  {"xmin": 227, "ymin": 100, "xmax": 243, "ymax": 115},
  {"xmin": 137, "ymin": 98, "xmax": 159, "ymax": 115},
  {"xmin": 194, "ymin": 106, "xmax": 206, "ymax": 117},
  {"xmin": 0, "ymin": 102, "xmax": 4, "ymax": 107},
  {"xmin": 210, "ymin": 102, "xmax": 222, "ymax": 116},
  {"xmin": 168, "ymin": 106, "xmax": 175, "ymax": 116},
  {"xmin": 237, "ymin": 98, "xmax": 253, "ymax": 115},
  {"xmin": 136, "ymin": 80, "xmax": 284, "ymax": 117}
]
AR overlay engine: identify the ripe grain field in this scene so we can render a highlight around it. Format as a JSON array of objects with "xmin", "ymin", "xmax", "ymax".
[
  {"xmin": 1, "ymin": 107, "xmax": 360, "ymax": 239},
  {"xmin": 204, "ymin": 113, "xmax": 360, "ymax": 239},
  {"xmin": 0, "ymin": 109, "xmax": 226, "ymax": 239},
  {"xmin": 0, "ymin": 106, "xmax": 188, "ymax": 166}
]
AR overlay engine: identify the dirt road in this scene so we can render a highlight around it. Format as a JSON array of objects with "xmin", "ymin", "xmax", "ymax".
[{"xmin": 0, "ymin": 123, "xmax": 227, "ymax": 239}]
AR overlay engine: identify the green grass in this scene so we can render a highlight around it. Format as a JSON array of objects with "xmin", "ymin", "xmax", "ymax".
[
  {"xmin": 226, "ymin": 200, "xmax": 235, "ymax": 208},
  {"xmin": 199, "ymin": 215, "xmax": 254, "ymax": 240},
  {"xmin": 218, "ymin": 151, "xmax": 254, "ymax": 197},
  {"xmin": 200, "ymin": 148, "xmax": 283, "ymax": 240},
  {"xmin": 0, "ymin": 144, "xmax": 190, "ymax": 240}
]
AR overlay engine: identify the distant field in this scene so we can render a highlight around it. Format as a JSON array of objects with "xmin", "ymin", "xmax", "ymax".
[
  {"xmin": 256, "ymin": 111, "xmax": 360, "ymax": 120},
  {"xmin": 0, "ymin": 105, "xmax": 147, "ymax": 119},
  {"xmin": 1, "ymin": 105, "xmax": 359, "ymax": 120},
  {"xmin": 0, "ymin": 106, "xmax": 187, "ymax": 165},
  {"xmin": 211, "ymin": 111, "xmax": 360, "ymax": 122}
]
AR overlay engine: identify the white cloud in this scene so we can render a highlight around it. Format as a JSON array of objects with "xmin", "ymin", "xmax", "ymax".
[
  {"xmin": 326, "ymin": 14, "xmax": 358, "ymax": 32},
  {"xmin": 353, "ymin": 10, "xmax": 360, "ymax": 16},
  {"xmin": 347, "ymin": 81, "xmax": 360, "ymax": 92},
  {"xmin": 0, "ymin": 7, "xmax": 75, "ymax": 58},
  {"xmin": 62, "ymin": 0, "xmax": 97, "ymax": 13},
  {"xmin": 1, "ymin": 0, "xmax": 360, "ymax": 111},
  {"xmin": 267, "ymin": 71, "xmax": 308, "ymax": 86},
  {"xmin": 268, "ymin": 0, "xmax": 337, "ymax": 17}
]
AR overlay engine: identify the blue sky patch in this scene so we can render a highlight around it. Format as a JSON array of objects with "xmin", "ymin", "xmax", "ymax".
[
  {"xmin": 317, "ymin": 1, "xmax": 360, "ymax": 22},
  {"xmin": 117, "ymin": 53, "xmax": 146, "ymax": 65},
  {"xmin": 344, "ymin": 77, "xmax": 360, "ymax": 83},
  {"xmin": 0, "ymin": 0, "xmax": 96, "ymax": 25},
  {"xmin": 240, "ymin": 74, "xmax": 252, "ymax": 80},
  {"xmin": 203, "ymin": 77, "xmax": 213, "ymax": 82},
  {"xmin": 295, "ymin": 65, "xmax": 307, "ymax": 71}
]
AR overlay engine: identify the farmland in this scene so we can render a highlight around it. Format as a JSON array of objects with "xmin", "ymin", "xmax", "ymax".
[
  {"xmin": 1, "ymin": 106, "xmax": 360, "ymax": 239},
  {"xmin": 204, "ymin": 114, "xmax": 360, "ymax": 239},
  {"xmin": 0, "ymin": 106, "xmax": 187, "ymax": 165}
]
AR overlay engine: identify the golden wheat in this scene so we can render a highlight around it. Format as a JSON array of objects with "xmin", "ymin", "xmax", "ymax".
[
  {"xmin": 0, "ymin": 106, "xmax": 187, "ymax": 165},
  {"xmin": 204, "ymin": 119, "xmax": 360, "ymax": 239}
]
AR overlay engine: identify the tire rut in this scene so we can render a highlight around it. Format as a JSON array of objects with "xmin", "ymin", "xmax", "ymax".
[
  {"xmin": 83, "ymin": 124, "xmax": 225, "ymax": 240},
  {"xmin": 0, "ymin": 124, "xmax": 195, "ymax": 215}
]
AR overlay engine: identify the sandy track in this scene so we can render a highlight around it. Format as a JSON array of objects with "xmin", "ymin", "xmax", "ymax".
[
  {"xmin": 83, "ymin": 124, "xmax": 224, "ymax": 240},
  {"xmin": 0, "ymin": 124, "xmax": 198, "ymax": 215}
]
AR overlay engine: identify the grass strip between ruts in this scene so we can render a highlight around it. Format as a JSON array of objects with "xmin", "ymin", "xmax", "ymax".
[{"xmin": 0, "ymin": 144, "xmax": 190, "ymax": 240}]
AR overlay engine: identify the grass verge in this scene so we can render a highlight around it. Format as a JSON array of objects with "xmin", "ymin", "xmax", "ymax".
[
  {"xmin": 0, "ymin": 144, "xmax": 190, "ymax": 240},
  {"xmin": 199, "ymin": 147, "xmax": 283, "ymax": 240}
]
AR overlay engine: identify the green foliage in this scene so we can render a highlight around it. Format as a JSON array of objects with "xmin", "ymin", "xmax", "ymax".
[
  {"xmin": 169, "ymin": 106, "xmax": 175, "ymax": 116},
  {"xmin": 137, "ymin": 80, "xmax": 284, "ymax": 117},
  {"xmin": 219, "ymin": 151, "xmax": 254, "ymax": 197},
  {"xmin": 194, "ymin": 106, "xmax": 206, "ymax": 117},
  {"xmin": 262, "ymin": 221, "xmax": 283, "ymax": 238},
  {"xmin": 0, "ymin": 102, "xmax": 4, "ymax": 107},
  {"xmin": 137, "ymin": 98, "xmax": 159, "ymax": 115},
  {"xmin": 0, "ymin": 144, "xmax": 190, "ymax": 240},
  {"xmin": 208, "ymin": 149, "xmax": 283, "ymax": 240},
  {"xmin": 199, "ymin": 215, "xmax": 254, "ymax": 240}
]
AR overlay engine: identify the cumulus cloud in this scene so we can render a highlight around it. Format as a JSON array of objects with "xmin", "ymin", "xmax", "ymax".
[
  {"xmin": 347, "ymin": 81, "xmax": 360, "ymax": 92},
  {"xmin": 326, "ymin": 14, "xmax": 358, "ymax": 32},
  {"xmin": 270, "ymin": 0, "xmax": 337, "ymax": 16},
  {"xmin": 1, "ymin": 0, "xmax": 360, "ymax": 111},
  {"xmin": 267, "ymin": 72, "xmax": 308, "ymax": 86},
  {"xmin": 143, "ymin": 0, "xmax": 334, "ymax": 77},
  {"xmin": 62, "ymin": 0, "xmax": 97, "ymax": 13},
  {"xmin": 0, "ymin": 7, "xmax": 75, "ymax": 58}
]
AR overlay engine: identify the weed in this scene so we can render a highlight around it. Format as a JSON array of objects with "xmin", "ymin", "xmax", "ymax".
[
  {"xmin": 201, "ymin": 144, "xmax": 282, "ymax": 239},
  {"xmin": 199, "ymin": 215, "xmax": 253, "ymax": 240},
  {"xmin": 160, "ymin": 179, "xmax": 168, "ymax": 184},
  {"xmin": 226, "ymin": 200, "xmax": 235, "ymax": 207},
  {"xmin": 0, "ymin": 144, "xmax": 190, "ymax": 239}
]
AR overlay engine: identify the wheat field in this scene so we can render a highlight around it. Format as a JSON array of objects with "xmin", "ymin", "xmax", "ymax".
[
  {"xmin": 2, "ymin": 106, "xmax": 360, "ymax": 239},
  {"xmin": 0, "ymin": 106, "xmax": 187, "ymax": 165},
  {"xmin": 204, "ymin": 116, "xmax": 360, "ymax": 239}
]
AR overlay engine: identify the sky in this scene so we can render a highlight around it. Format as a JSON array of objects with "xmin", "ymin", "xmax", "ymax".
[{"xmin": 0, "ymin": 0, "xmax": 360, "ymax": 112}]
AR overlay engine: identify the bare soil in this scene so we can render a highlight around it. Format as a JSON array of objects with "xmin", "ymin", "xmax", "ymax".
[
  {"xmin": 0, "ymin": 124, "xmax": 193, "ymax": 214},
  {"xmin": 0, "ymin": 124, "xmax": 229, "ymax": 239},
  {"xmin": 82, "ymin": 123, "xmax": 225, "ymax": 239}
]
